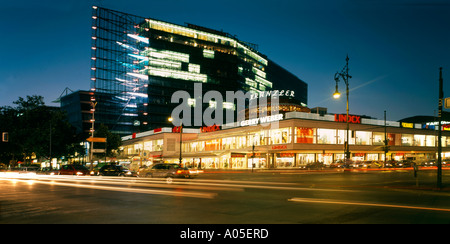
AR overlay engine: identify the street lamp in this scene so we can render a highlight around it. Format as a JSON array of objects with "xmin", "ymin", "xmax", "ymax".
[
  {"xmin": 333, "ymin": 55, "xmax": 352, "ymax": 162},
  {"xmin": 333, "ymin": 84, "xmax": 341, "ymax": 99}
]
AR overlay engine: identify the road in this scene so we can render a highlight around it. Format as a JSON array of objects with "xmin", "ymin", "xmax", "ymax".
[{"xmin": 1, "ymin": 169, "xmax": 450, "ymax": 224}]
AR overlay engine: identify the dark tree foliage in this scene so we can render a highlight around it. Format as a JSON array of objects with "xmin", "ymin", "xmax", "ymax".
[{"xmin": 0, "ymin": 95, "xmax": 84, "ymax": 166}]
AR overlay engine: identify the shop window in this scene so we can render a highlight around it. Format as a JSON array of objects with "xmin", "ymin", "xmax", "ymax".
[
  {"xmin": 205, "ymin": 139, "xmax": 221, "ymax": 151},
  {"xmin": 355, "ymin": 131, "xmax": 372, "ymax": 145},
  {"xmin": 317, "ymin": 153, "xmax": 333, "ymax": 165},
  {"xmin": 236, "ymin": 136, "xmax": 246, "ymax": 149},
  {"xmin": 426, "ymin": 135, "xmax": 435, "ymax": 147},
  {"xmin": 271, "ymin": 128, "xmax": 291, "ymax": 144},
  {"xmin": 222, "ymin": 137, "xmax": 234, "ymax": 150},
  {"xmin": 373, "ymin": 132, "xmax": 385, "ymax": 145},
  {"xmin": 337, "ymin": 130, "xmax": 355, "ymax": 145},
  {"xmin": 154, "ymin": 139, "xmax": 163, "ymax": 151},
  {"xmin": 276, "ymin": 153, "xmax": 295, "ymax": 168},
  {"xmin": 144, "ymin": 141, "xmax": 153, "ymax": 151},
  {"xmin": 401, "ymin": 134, "xmax": 413, "ymax": 146},
  {"xmin": 414, "ymin": 135, "xmax": 426, "ymax": 147},
  {"xmin": 317, "ymin": 128, "xmax": 336, "ymax": 144},
  {"xmin": 295, "ymin": 127, "xmax": 315, "ymax": 144},
  {"xmin": 248, "ymin": 131, "xmax": 269, "ymax": 146},
  {"xmin": 297, "ymin": 154, "xmax": 315, "ymax": 167}
]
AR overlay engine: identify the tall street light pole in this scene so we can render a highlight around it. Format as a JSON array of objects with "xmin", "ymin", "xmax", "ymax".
[
  {"xmin": 437, "ymin": 67, "xmax": 443, "ymax": 189},
  {"xmin": 333, "ymin": 55, "xmax": 352, "ymax": 163}
]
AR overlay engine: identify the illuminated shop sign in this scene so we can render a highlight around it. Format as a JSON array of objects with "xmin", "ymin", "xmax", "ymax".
[
  {"xmin": 250, "ymin": 90, "xmax": 295, "ymax": 100},
  {"xmin": 201, "ymin": 124, "xmax": 221, "ymax": 133},
  {"xmin": 172, "ymin": 126, "xmax": 182, "ymax": 133},
  {"xmin": 401, "ymin": 122, "xmax": 414, "ymax": 128},
  {"xmin": 240, "ymin": 114, "xmax": 284, "ymax": 127},
  {"xmin": 424, "ymin": 121, "xmax": 450, "ymax": 130},
  {"xmin": 334, "ymin": 114, "xmax": 361, "ymax": 124}
]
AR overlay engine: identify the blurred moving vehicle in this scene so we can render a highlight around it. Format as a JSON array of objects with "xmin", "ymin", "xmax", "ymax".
[
  {"xmin": 59, "ymin": 164, "xmax": 90, "ymax": 176},
  {"xmin": 98, "ymin": 164, "xmax": 137, "ymax": 177},
  {"xmin": 329, "ymin": 161, "xmax": 345, "ymax": 168},
  {"xmin": 139, "ymin": 163, "xmax": 197, "ymax": 178},
  {"xmin": 37, "ymin": 167, "xmax": 59, "ymax": 175},
  {"xmin": 304, "ymin": 162, "xmax": 324, "ymax": 170}
]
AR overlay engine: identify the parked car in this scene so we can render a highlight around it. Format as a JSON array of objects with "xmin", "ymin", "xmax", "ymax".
[
  {"xmin": 98, "ymin": 164, "xmax": 137, "ymax": 177},
  {"xmin": 139, "ymin": 163, "xmax": 197, "ymax": 178},
  {"xmin": 423, "ymin": 160, "xmax": 436, "ymax": 167},
  {"xmin": 349, "ymin": 161, "xmax": 363, "ymax": 168},
  {"xmin": 329, "ymin": 160, "xmax": 345, "ymax": 168},
  {"xmin": 59, "ymin": 164, "xmax": 91, "ymax": 176},
  {"xmin": 384, "ymin": 160, "xmax": 397, "ymax": 168},
  {"xmin": 396, "ymin": 160, "xmax": 414, "ymax": 168},
  {"xmin": 361, "ymin": 161, "xmax": 382, "ymax": 168}
]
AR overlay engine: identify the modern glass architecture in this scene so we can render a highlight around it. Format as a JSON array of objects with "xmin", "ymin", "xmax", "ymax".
[{"xmin": 90, "ymin": 6, "xmax": 307, "ymax": 135}]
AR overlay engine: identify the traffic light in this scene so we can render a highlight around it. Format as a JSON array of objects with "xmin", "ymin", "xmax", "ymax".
[{"xmin": 2, "ymin": 132, "xmax": 8, "ymax": 142}]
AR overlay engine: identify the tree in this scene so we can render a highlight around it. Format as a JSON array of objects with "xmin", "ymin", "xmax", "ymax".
[
  {"xmin": 94, "ymin": 124, "xmax": 122, "ymax": 158},
  {"xmin": 0, "ymin": 95, "xmax": 82, "ymax": 166}
]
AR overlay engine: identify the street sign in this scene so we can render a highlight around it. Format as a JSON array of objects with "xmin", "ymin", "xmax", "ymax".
[
  {"xmin": 87, "ymin": 137, "xmax": 107, "ymax": 143},
  {"xmin": 445, "ymin": 97, "xmax": 450, "ymax": 109}
]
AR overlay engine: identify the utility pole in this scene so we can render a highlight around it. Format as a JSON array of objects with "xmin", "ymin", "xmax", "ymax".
[
  {"xmin": 437, "ymin": 67, "xmax": 443, "ymax": 189},
  {"xmin": 384, "ymin": 110, "xmax": 387, "ymax": 165}
]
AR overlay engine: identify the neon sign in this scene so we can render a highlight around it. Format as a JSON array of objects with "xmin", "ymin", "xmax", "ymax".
[
  {"xmin": 334, "ymin": 114, "xmax": 361, "ymax": 124},
  {"xmin": 201, "ymin": 125, "xmax": 221, "ymax": 133},
  {"xmin": 240, "ymin": 114, "xmax": 284, "ymax": 127}
]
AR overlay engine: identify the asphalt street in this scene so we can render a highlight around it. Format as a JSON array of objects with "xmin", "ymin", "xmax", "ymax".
[{"xmin": 1, "ymin": 169, "xmax": 450, "ymax": 224}]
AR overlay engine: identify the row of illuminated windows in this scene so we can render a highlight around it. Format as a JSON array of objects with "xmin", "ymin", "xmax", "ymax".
[
  {"xmin": 183, "ymin": 128, "xmax": 291, "ymax": 152},
  {"xmin": 127, "ymin": 139, "xmax": 164, "ymax": 154},
  {"xmin": 296, "ymin": 128, "xmax": 447, "ymax": 147},
  {"xmin": 144, "ymin": 19, "xmax": 268, "ymax": 66},
  {"xmin": 124, "ymin": 127, "xmax": 449, "ymax": 155}
]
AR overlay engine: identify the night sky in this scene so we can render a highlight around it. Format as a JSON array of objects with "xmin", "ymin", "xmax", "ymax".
[{"xmin": 1, "ymin": 0, "xmax": 449, "ymax": 121}]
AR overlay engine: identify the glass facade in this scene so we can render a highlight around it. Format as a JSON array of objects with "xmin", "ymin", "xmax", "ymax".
[{"xmin": 90, "ymin": 6, "xmax": 308, "ymax": 135}]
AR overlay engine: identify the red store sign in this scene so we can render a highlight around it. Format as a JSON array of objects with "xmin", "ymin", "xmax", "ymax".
[
  {"xmin": 334, "ymin": 114, "xmax": 361, "ymax": 124},
  {"xmin": 201, "ymin": 124, "xmax": 221, "ymax": 133}
]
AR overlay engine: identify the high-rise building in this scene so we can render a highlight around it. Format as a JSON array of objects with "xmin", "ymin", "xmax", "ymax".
[{"xmin": 89, "ymin": 6, "xmax": 307, "ymax": 135}]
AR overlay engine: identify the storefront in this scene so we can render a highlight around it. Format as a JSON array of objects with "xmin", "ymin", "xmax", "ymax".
[{"xmin": 120, "ymin": 111, "xmax": 450, "ymax": 169}]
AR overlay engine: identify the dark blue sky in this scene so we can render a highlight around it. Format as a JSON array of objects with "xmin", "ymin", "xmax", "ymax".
[{"xmin": 1, "ymin": 0, "xmax": 449, "ymax": 121}]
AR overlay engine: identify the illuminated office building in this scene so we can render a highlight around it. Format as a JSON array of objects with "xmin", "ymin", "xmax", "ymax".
[{"xmin": 90, "ymin": 6, "xmax": 308, "ymax": 135}]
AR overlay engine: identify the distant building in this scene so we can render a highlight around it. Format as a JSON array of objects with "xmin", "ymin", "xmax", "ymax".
[
  {"xmin": 60, "ymin": 90, "xmax": 92, "ymax": 135},
  {"xmin": 399, "ymin": 112, "xmax": 450, "ymax": 131}
]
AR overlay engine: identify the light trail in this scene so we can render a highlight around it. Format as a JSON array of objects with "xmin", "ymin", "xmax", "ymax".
[
  {"xmin": 0, "ymin": 173, "xmax": 358, "ymax": 197},
  {"xmin": 0, "ymin": 177, "xmax": 217, "ymax": 199},
  {"xmin": 288, "ymin": 197, "xmax": 450, "ymax": 212}
]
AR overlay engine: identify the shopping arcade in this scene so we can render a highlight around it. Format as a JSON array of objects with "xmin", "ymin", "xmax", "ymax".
[{"xmin": 120, "ymin": 111, "xmax": 450, "ymax": 170}]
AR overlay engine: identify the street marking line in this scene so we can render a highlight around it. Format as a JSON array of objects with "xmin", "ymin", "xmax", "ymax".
[{"xmin": 288, "ymin": 197, "xmax": 450, "ymax": 212}]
